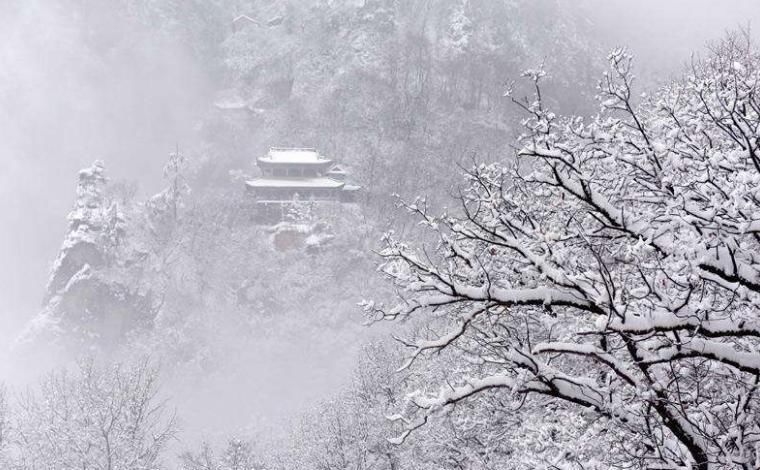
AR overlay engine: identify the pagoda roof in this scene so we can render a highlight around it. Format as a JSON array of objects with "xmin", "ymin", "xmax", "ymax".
[
  {"xmin": 245, "ymin": 177, "xmax": 345, "ymax": 189},
  {"xmin": 257, "ymin": 147, "xmax": 333, "ymax": 165},
  {"xmin": 326, "ymin": 164, "xmax": 348, "ymax": 174}
]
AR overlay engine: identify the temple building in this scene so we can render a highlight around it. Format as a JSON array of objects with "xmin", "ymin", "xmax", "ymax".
[{"xmin": 245, "ymin": 148, "xmax": 359, "ymax": 215}]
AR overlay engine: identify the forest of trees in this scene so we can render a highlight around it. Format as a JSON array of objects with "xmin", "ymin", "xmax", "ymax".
[{"xmin": 3, "ymin": 1, "xmax": 760, "ymax": 469}]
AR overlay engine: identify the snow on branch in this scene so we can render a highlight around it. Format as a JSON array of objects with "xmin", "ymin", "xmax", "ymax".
[{"xmin": 376, "ymin": 34, "xmax": 760, "ymax": 470}]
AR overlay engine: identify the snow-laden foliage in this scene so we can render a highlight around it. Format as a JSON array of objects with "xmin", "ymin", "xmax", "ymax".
[
  {"xmin": 0, "ymin": 387, "xmax": 8, "ymax": 467},
  {"xmin": 369, "ymin": 33, "xmax": 760, "ymax": 470},
  {"xmin": 11, "ymin": 359, "xmax": 175, "ymax": 470},
  {"xmin": 279, "ymin": 336, "xmax": 607, "ymax": 470},
  {"xmin": 180, "ymin": 438, "xmax": 262, "ymax": 470},
  {"xmin": 280, "ymin": 342, "xmax": 406, "ymax": 470},
  {"xmin": 151, "ymin": 148, "xmax": 191, "ymax": 225}
]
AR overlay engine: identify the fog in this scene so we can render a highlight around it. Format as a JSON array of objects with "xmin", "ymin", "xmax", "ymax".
[
  {"xmin": 588, "ymin": 0, "xmax": 760, "ymax": 80},
  {"xmin": 0, "ymin": 1, "xmax": 211, "ymax": 339},
  {"xmin": 5, "ymin": 0, "xmax": 759, "ymax": 336},
  {"xmin": 1, "ymin": 0, "xmax": 759, "ymax": 467}
]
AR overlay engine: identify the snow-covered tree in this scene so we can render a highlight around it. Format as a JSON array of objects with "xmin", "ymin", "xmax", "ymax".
[
  {"xmin": 284, "ymin": 195, "xmax": 315, "ymax": 225},
  {"xmin": 180, "ymin": 438, "xmax": 261, "ymax": 470},
  {"xmin": 13, "ymin": 359, "xmax": 175, "ymax": 470},
  {"xmin": 369, "ymin": 32, "xmax": 760, "ymax": 469},
  {"xmin": 283, "ymin": 336, "xmax": 591, "ymax": 470},
  {"xmin": 0, "ymin": 387, "xmax": 9, "ymax": 468},
  {"xmin": 285, "ymin": 341, "xmax": 404, "ymax": 470},
  {"xmin": 163, "ymin": 147, "xmax": 191, "ymax": 223}
]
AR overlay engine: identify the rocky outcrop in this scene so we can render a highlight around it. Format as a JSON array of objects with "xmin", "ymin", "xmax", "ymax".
[{"xmin": 21, "ymin": 162, "xmax": 152, "ymax": 355}]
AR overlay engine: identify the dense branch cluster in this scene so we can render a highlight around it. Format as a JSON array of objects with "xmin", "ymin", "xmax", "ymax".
[
  {"xmin": 0, "ymin": 360, "xmax": 175, "ymax": 470},
  {"xmin": 368, "ymin": 33, "xmax": 760, "ymax": 469}
]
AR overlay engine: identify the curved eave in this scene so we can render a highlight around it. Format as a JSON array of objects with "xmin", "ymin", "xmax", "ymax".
[
  {"xmin": 257, "ymin": 157, "xmax": 333, "ymax": 167},
  {"xmin": 245, "ymin": 177, "xmax": 345, "ymax": 190}
]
